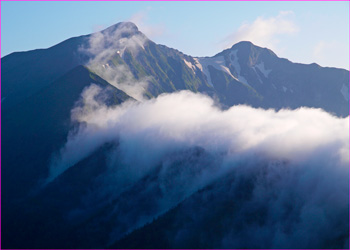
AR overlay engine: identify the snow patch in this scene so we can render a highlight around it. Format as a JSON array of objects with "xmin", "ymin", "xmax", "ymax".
[
  {"xmin": 229, "ymin": 50, "xmax": 250, "ymax": 87},
  {"xmin": 340, "ymin": 84, "xmax": 349, "ymax": 102},
  {"xmin": 193, "ymin": 58, "xmax": 203, "ymax": 71},
  {"xmin": 183, "ymin": 59, "xmax": 196, "ymax": 73},
  {"xmin": 118, "ymin": 48, "xmax": 127, "ymax": 58},
  {"xmin": 102, "ymin": 63, "xmax": 110, "ymax": 69},
  {"xmin": 255, "ymin": 62, "xmax": 272, "ymax": 78},
  {"xmin": 196, "ymin": 56, "xmax": 238, "ymax": 87},
  {"xmin": 252, "ymin": 67, "xmax": 263, "ymax": 84}
]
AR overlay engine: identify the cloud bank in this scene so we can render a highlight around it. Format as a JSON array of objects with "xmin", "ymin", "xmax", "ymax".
[{"xmin": 48, "ymin": 85, "xmax": 349, "ymax": 247}]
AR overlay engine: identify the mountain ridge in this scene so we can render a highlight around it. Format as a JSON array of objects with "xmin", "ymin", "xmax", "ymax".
[
  {"xmin": 1, "ymin": 21, "xmax": 349, "ymax": 249},
  {"xmin": 2, "ymin": 65, "xmax": 131, "ymax": 204},
  {"xmin": 2, "ymin": 21, "xmax": 348, "ymax": 116}
]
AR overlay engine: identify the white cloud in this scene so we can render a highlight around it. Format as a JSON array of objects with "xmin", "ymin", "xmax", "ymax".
[
  {"xmin": 312, "ymin": 40, "xmax": 348, "ymax": 69},
  {"xmin": 222, "ymin": 11, "xmax": 299, "ymax": 51},
  {"xmin": 77, "ymin": 11, "xmax": 167, "ymax": 101},
  {"xmin": 79, "ymin": 22, "xmax": 150, "ymax": 101},
  {"xmin": 80, "ymin": 22, "xmax": 148, "ymax": 62},
  {"xmin": 49, "ymin": 87, "xmax": 349, "ymax": 185},
  {"xmin": 46, "ymin": 87, "xmax": 349, "ymax": 246},
  {"xmin": 129, "ymin": 9, "xmax": 165, "ymax": 39},
  {"xmin": 313, "ymin": 40, "xmax": 337, "ymax": 60}
]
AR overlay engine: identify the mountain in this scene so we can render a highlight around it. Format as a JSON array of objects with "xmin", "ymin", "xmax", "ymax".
[
  {"xmin": 1, "ymin": 22, "xmax": 349, "ymax": 249},
  {"xmin": 2, "ymin": 65, "xmax": 131, "ymax": 204},
  {"xmin": 2, "ymin": 22, "xmax": 348, "ymax": 115},
  {"xmin": 2, "ymin": 35, "xmax": 89, "ymax": 108},
  {"xmin": 198, "ymin": 42, "xmax": 349, "ymax": 116},
  {"xmin": 112, "ymin": 162, "xmax": 349, "ymax": 249}
]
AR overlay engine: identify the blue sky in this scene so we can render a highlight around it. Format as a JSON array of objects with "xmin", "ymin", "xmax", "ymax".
[{"xmin": 1, "ymin": 1, "xmax": 349, "ymax": 69}]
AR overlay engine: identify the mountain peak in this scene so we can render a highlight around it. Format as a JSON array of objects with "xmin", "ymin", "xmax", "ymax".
[
  {"xmin": 102, "ymin": 21, "xmax": 140, "ymax": 36},
  {"xmin": 214, "ymin": 41, "xmax": 276, "ymax": 60},
  {"xmin": 117, "ymin": 21, "xmax": 139, "ymax": 31},
  {"xmin": 230, "ymin": 41, "xmax": 255, "ymax": 49},
  {"xmin": 226, "ymin": 41, "xmax": 278, "ymax": 61},
  {"xmin": 230, "ymin": 41, "xmax": 274, "ymax": 54}
]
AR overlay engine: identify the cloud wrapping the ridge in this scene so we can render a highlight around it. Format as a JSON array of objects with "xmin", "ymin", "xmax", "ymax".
[
  {"xmin": 50, "ymin": 85, "xmax": 349, "ymax": 184},
  {"xmin": 223, "ymin": 11, "xmax": 299, "ymax": 51},
  {"xmin": 79, "ymin": 22, "xmax": 150, "ymax": 101},
  {"xmin": 81, "ymin": 22, "xmax": 147, "ymax": 63},
  {"xmin": 49, "ymin": 85, "xmax": 349, "ymax": 247}
]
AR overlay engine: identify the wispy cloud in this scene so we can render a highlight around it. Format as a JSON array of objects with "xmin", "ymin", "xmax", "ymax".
[
  {"xmin": 312, "ymin": 40, "xmax": 348, "ymax": 69},
  {"xmin": 313, "ymin": 40, "xmax": 337, "ymax": 60},
  {"xmin": 78, "ymin": 12, "xmax": 167, "ymax": 101},
  {"xmin": 79, "ymin": 22, "xmax": 150, "ymax": 101},
  {"xmin": 129, "ymin": 9, "xmax": 166, "ymax": 39},
  {"xmin": 222, "ymin": 11, "xmax": 299, "ymax": 51}
]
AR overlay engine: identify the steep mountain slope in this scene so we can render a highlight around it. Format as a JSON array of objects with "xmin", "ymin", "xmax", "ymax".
[
  {"xmin": 2, "ymin": 22, "xmax": 348, "ymax": 115},
  {"xmin": 1, "ymin": 21, "xmax": 349, "ymax": 249},
  {"xmin": 1, "ymin": 22, "xmax": 212, "ymax": 107},
  {"xmin": 113, "ymin": 159, "xmax": 348, "ymax": 249},
  {"xmin": 81, "ymin": 22, "xmax": 349, "ymax": 116},
  {"xmin": 3, "ymin": 145, "xmax": 219, "ymax": 249},
  {"xmin": 1, "ymin": 36, "xmax": 90, "ymax": 108},
  {"xmin": 2, "ymin": 65, "xmax": 131, "ymax": 204},
  {"xmin": 2, "ymin": 65, "xmax": 131, "ymax": 248},
  {"xmin": 199, "ymin": 41, "xmax": 349, "ymax": 116},
  {"xmin": 2, "ymin": 143, "xmax": 116, "ymax": 249}
]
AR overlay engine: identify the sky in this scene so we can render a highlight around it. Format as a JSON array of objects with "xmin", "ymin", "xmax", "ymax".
[{"xmin": 1, "ymin": 1, "xmax": 349, "ymax": 69}]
